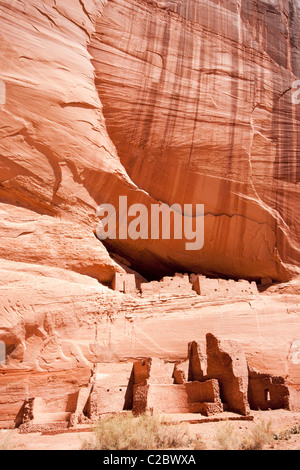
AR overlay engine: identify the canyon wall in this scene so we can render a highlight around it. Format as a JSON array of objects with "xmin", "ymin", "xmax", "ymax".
[
  {"xmin": 0, "ymin": 0, "xmax": 300, "ymax": 424},
  {"xmin": 91, "ymin": 0, "xmax": 300, "ymax": 280},
  {"xmin": 0, "ymin": 0, "xmax": 299, "ymax": 283}
]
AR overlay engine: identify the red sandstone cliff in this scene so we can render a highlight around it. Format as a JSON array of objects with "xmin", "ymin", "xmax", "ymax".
[
  {"xmin": 0, "ymin": 0, "xmax": 300, "ymax": 282},
  {"xmin": 0, "ymin": 0, "xmax": 300, "ymax": 425}
]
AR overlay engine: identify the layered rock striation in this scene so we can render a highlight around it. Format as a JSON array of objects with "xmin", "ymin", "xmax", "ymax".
[
  {"xmin": 0, "ymin": 0, "xmax": 300, "ymax": 427},
  {"xmin": 91, "ymin": 0, "xmax": 300, "ymax": 280},
  {"xmin": 0, "ymin": 0, "xmax": 299, "ymax": 282}
]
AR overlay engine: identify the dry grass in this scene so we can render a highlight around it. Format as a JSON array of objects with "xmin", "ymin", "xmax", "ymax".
[
  {"xmin": 193, "ymin": 434, "xmax": 207, "ymax": 450},
  {"xmin": 0, "ymin": 431, "xmax": 13, "ymax": 450},
  {"xmin": 240, "ymin": 419, "xmax": 274, "ymax": 450},
  {"xmin": 215, "ymin": 422, "xmax": 241, "ymax": 450},
  {"xmin": 274, "ymin": 424, "xmax": 300, "ymax": 441},
  {"xmin": 215, "ymin": 419, "xmax": 274, "ymax": 450},
  {"xmin": 82, "ymin": 412, "xmax": 192, "ymax": 450}
]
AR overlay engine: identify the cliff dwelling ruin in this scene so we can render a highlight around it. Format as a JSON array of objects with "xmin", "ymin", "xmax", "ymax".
[
  {"xmin": 0, "ymin": 0, "xmax": 300, "ymax": 451},
  {"xmin": 17, "ymin": 334, "xmax": 300, "ymax": 433},
  {"xmin": 111, "ymin": 272, "xmax": 259, "ymax": 298}
]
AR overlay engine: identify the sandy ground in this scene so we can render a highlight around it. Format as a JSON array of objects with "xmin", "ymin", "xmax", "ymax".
[
  {"xmin": 185, "ymin": 410, "xmax": 300, "ymax": 450},
  {"xmin": 1, "ymin": 410, "xmax": 299, "ymax": 451}
]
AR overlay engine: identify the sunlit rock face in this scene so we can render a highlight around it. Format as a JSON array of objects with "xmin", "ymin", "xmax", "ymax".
[
  {"xmin": 0, "ymin": 1, "xmax": 300, "ymax": 425},
  {"xmin": 90, "ymin": 0, "xmax": 300, "ymax": 281},
  {"xmin": 0, "ymin": 0, "xmax": 300, "ymax": 296},
  {"xmin": 1, "ymin": 0, "xmax": 300, "ymax": 282},
  {"xmin": 0, "ymin": 0, "xmax": 130, "ymax": 284}
]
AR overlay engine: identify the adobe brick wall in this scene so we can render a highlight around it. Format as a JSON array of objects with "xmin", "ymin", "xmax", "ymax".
[
  {"xmin": 173, "ymin": 360, "xmax": 189, "ymax": 384},
  {"xmin": 206, "ymin": 333, "xmax": 250, "ymax": 415},
  {"xmin": 112, "ymin": 272, "xmax": 137, "ymax": 294},
  {"xmin": 185, "ymin": 379, "xmax": 221, "ymax": 405},
  {"xmin": 133, "ymin": 357, "xmax": 174, "ymax": 385},
  {"xmin": 191, "ymin": 275, "xmax": 258, "ymax": 297},
  {"xmin": 140, "ymin": 273, "xmax": 194, "ymax": 297},
  {"xmin": 87, "ymin": 362, "xmax": 134, "ymax": 414},
  {"xmin": 248, "ymin": 368, "xmax": 297, "ymax": 411},
  {"xmin": 132, "ymin": 380, "xmax": 223, "ymax": 416},
  {"xmin": 286, "ymin": 387, "xmax": 300, "ymax": 412},
  {"xmin": 188, "ymin": 341, "xmax": 207, "ymax": 381}
]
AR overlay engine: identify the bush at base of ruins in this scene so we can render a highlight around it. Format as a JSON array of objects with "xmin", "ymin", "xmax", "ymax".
[
  {"xmin": 0, "ymin": 431, "xmax": 13, "ymax": 451},
  {"xmin": 81, "ymin": 412, "xmax": 192, "ymax": 450},
  {"xmin": 215, "ymin": 419, "xmax": 274, "ymax": 450}
]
